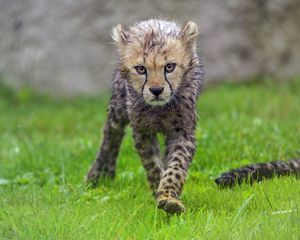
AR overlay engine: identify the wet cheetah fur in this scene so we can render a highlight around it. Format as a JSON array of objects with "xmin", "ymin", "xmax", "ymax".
[{"xmin": 86, "ymin": 19, "xmax": 204, "ymax": 214}]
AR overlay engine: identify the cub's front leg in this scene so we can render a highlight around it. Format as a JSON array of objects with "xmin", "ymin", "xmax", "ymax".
[
  {"xmin": 133, "ymin": 131, "xmax": 164, "ymax": 193},
  {"xmin": 86, "ymin": 96, "xmax": 128, "ymax": 186},
  {"xmin": 156, "ymin": 133, "xmax": 196, "ymax": 214}
]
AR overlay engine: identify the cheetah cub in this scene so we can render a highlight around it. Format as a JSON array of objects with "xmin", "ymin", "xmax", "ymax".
[{"xmin": 86, "ymin": 19, "xmax": 204, "ymax": 214}]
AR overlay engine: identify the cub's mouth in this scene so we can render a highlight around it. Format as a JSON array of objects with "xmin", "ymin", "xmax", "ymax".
[
  {"xmin": 150, "ymin": 97, "xmax": 165, "ymax": 102},
  {"xmin": 149, "ymin": 97, "xmax": 168, "ymax": 106}
]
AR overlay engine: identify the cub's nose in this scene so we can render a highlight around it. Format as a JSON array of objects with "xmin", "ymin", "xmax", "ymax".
[{"xmin": 149, "ymin": 87, "xmax": 164, "ymax": 97}]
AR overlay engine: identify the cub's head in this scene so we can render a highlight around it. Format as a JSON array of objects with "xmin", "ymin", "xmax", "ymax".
[{"xmin": 112, "ymin": 20, "xmax": 198, "ymax": 106}]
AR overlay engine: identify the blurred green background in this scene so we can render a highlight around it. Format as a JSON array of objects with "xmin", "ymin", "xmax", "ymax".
[{"xmin": 0, "ymin": 79, "xmax": 299, "ymax": 239}]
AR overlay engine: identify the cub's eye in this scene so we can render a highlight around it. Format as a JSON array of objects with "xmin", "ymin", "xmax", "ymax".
[
  {"xmin": 134, "ymin": 65, "xmax": 147, "ymax": 75},
  {"xmin": 164, "ymin": 63, "xmax": 176, "ymax": 73}
]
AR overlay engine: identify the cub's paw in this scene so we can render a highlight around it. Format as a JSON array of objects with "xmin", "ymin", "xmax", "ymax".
[
  {"xmin": 157, "ymin": 196, "xmax": 186, "ymax": 215},
  {"xmin": 85, "ymin": 162, "xmax": 101, "ymax": 186},
  {"xmin": 85, "ymin": 170, "xmax": 113, "ymax": 188},
  {"xmin": 85, "ymin": 162, "xmax": 115, "ymax": 188},
  {"xmin": 84, "ymin": 171, "xmax": 100, "ymax": 188}
]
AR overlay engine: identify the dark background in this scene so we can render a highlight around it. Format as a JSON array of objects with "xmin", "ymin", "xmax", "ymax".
[{"xmin": 0, "ymin": 0, "xmax": 299, "ymax": 96}]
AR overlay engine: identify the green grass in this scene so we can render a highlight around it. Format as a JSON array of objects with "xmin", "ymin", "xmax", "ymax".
[{"xmin": 0, "ymin": 79, "xmax": 300, "ymax": 239}]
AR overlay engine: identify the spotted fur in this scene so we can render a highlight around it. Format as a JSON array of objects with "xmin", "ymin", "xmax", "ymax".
[
  {"xmin": 215, "ymin": 159, "xmax": 300, "ymax": 188},
  {"xmin": 86, "ymin": 19, "xmax": 204, "ymax": 214}
]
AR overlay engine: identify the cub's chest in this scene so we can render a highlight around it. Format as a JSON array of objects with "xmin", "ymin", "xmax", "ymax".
[{"xmin": 130, "ymin": 109, "xmax": 183, "ymax": 133}]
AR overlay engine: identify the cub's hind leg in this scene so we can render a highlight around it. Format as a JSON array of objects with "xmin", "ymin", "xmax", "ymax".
[{"xmin": 86, "ymin": 90, "xmax": 128, "ymax": 186}]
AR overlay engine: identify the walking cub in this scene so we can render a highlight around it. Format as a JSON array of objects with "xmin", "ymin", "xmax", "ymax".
[{"xmin": 86, "ymin": 19, "xmax": 204, "ymax": 214}]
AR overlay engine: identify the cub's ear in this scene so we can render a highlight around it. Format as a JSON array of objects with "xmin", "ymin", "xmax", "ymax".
[
  {"xmin": 111, "ymin": 24, "xmax": 131, "ymax": 46},
  {"xmin": 180, "ymin": 21, "xmax": 199, "ymax": 49}
]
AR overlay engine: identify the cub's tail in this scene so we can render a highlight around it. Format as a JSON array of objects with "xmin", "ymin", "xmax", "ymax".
[{"xmin": 215, "ymin": 159, "xmax": 300, "ymax": 188}]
